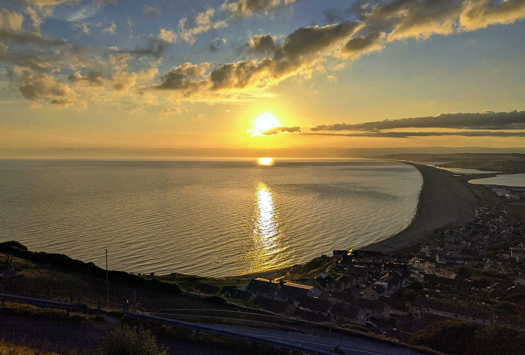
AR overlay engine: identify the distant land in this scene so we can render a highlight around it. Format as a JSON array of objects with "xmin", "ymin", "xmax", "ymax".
[{"xmin": 1, "ymin": 147, "xmax": 525, "ymax": 159}]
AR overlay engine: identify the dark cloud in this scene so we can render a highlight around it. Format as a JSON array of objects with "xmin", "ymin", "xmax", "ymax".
[
  {"xmin": 117, "ymin": 39, "xmax": 167, "ymax": 59},
  {"xmin": 460, "ymin": 0, "xmax": 525, "ymax": 31},
  {"xmin": 237, "ymin": 34, "xmax": 277, "ymax": 58},
  {"xmin": 278, "ymin": 22, "xmax": 360, "ymax": 60},
  {"xmin": 0, "ymin": 31, "xmax": 67, "ymax": 46},
  {"xmin": 18, "ymin": 73, "xmax": 84, "ymax": 108},
  {"xmin": 304, "ymin": 131, "xmax": 525, "ymax": 138},
  {"xmin": 262, "ymin": 126, "xmax": 301, "ymax": 135},
  {"xmin": 341, "ymin": 31, "xmax": 384, "ymax": 58},
  {"xmin": 152, "ymin": 22, "xmax": 361, "ymax": 96},
  {"xmin": 155, "ymin": 62, "xmax": 209, "ymax": 96},
  {"xmin": 311, "ymin": 111, "xmax": 525, "ymax": 132},
  {"xmin": 209, "ymin": 38, "xmax": 227, "ymax": 52}
]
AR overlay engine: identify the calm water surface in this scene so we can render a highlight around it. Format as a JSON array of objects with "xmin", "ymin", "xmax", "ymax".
[
  {"xmin": 0, "ymin": 159, "xmax": 422, "ymax": 277},
  {"xmin": 470, "ymin": 173, "xmax": 525, "ymax": 187}
]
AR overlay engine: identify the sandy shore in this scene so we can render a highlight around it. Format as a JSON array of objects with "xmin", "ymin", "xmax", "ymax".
[
  {"xmin": 364, "ymin": 162, "xmax": 479, "ymax": 253},
  {"xmin": 238, "ymin": 162, "xmax": 480, "ymax": 279}
]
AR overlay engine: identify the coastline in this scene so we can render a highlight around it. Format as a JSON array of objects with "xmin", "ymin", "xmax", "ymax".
[
  {"xmin": 238, "ymin": 161, "xmax": 482, "ymax": 279},
  {"xmin": 363, "ymin": 162, "xmax": 479, "ymax": 253}
]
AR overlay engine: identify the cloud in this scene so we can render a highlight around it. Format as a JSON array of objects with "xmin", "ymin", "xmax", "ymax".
[
  {"xmin": 21, "ymin": 0, "xmax": 77, "ymax": 5},
  {"xmin": 108, "ymin": 53, "xmax": 131, "ymax": 70},
  {"xmin": 102, "ymin": 22, "xmax": 116, "ymax": 34},
  {"xmin": 0, "ymin": 9, "xmax": 24, "ymax": 33},
  {"xmin": 18, "ymin": 73, "xmax": 85, "ymax": 108},
  {"xmin": 237, "ymin": 34, "xmax": 277, "ymax": 58},
  {"xmin": 178, "ymin": 8, "xmax": 228, "ymax": 44},
  {"xmin": 221, "ymin": 0, "xmax": 302, "ymax": 18},
  {"xmin": 155, "ymin": 62, "xmax": 210, "ymax": 97},
  {"xmin": 460, "ymin": 0, "xmax": 525, "ymax": 31},
  {"xmin": 150, "ymin": 22, "xmax": 361, "ymax": 98},
  {"xmin": 160, "ymin": 106, "xmax": 184, "ymax": 116},
  {"xmin": 352, "ymin": 0, "xmax": 525, "ymax": 45},
  {"xmin": 305, "ymin": 131, "xmax": 525, "ymax": 138},
  {"xmin": 74, "ymin": 22, "xmax": 91, "ymax": 35},
  {"xmin": 68, "ymin": 67, "xmax": 159, "ymax": 92},
  {"xmin": 116, "ymin": 39, "xmax": 167, "ymax": 59},
  {"xmin": 144, "ymin": 6, "xmax": 160, "ymax": 17},
  {"xmin": 24, "ymin": 6, "xmax": 53, "ymax": 34},
  {"xmin": 209, "ymin": 38, "xmax": 227, "ymax": 52},
  {"xmin": 261, "ymin": 126, "xmax": 301, "ymax": 135},
  {"xmin": 7, "ymin": 0, "xmax": 525, "ymax": 109},
  {"xmin": 311, "ymin": 111, "xmax": 525, "ymax": 132},
  {"xmin": 340, "ymin": 31, "xmax": 385, "ymax": 59},
  {"xmin": 159, "ymin": 28, "xmax": 177, "ymax": 43}
]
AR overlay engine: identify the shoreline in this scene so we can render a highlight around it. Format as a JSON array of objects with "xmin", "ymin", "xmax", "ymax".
[
  {"xmin": 363, "ymin": 162, "xmax": 479, "ymax": 253},
  {"xmin": 237, "ymin": 161, "xmax": 483, "ymax": 279}
]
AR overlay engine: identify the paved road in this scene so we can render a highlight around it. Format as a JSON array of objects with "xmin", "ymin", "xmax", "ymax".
[{"xmin": 205, "ymin": 323, "xmax": 425, "ymax": 355}]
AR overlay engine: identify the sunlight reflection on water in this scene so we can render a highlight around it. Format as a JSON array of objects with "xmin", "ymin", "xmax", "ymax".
[{"xmin": 243, "ymin": 182, "xmax": 290, "ymax": 274}]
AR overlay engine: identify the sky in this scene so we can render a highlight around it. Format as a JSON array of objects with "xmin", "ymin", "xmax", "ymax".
[{"xmin": 0, "ymin": 0, "xmax": 524, "ymax": 157}]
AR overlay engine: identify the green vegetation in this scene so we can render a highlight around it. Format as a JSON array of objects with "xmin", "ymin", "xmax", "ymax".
[
  {"xmin": 0, "ymin": 241, "xmax": 181, "ymax": 295},
  {"xmin": 410, "ymin": 321, "xmax": 525, "ymax": 355},
  {"xmin": 0, "ymin": 341, "xmax": 60, "ymax": 355},
  {"xmin": 100, "ymin": 324, "xmax": 168, "ymax": 355}
]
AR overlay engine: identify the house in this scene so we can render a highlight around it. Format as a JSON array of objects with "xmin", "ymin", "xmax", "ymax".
[
  {"xmin": 276, "ymin": 282, "xmax": 322, "ymax": 304},
  {"xmin": 332, "ymin": 289, "xmax": 359, "ymax": 304},
  {"xmin": 246, "ymin": 278, "xmax": 281, "ymax": 298},
  {"xmin": 333, "ymin": 275, "xmax": 357, "ymax": 292},
  {"xmin": 355, "ymin": 298, "xmax": 391, "ymax": 321},
  {"xmin": 314, "ymin": 273, "xmax": 335, "ymax": 290},
  {"xmin": 331, "ymin": 303, "xmax": 367, "ymax": 326},
  {"xmin": 352, "ymin": 265, "xmax": 369, "ymax": 284},
  {"xmin": 412, "ymin": 297, "xmax": 493, "ymax": 325},
  {"xmin": 378, "ymin": 296, "xmax": 412, "ymax": 317},
  {"xmin": 333, "ymin": 250, "xmax": 348, "ymax": 260},
  {"xmin": 361, "ymin": 284, "xmax": 386, "ymax": 300},
  {"xmin": 251, "ymin": 295, "xmax": 293, "ymax": 314}
]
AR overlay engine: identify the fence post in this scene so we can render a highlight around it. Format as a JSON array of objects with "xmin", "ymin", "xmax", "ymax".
[
  {"xmin": 122, "ymin": 297, "xmax": 128, "ymax": 314},
  {"xmin": 97, "ymin": 297, "xmax": 101, "ymax": 317}
]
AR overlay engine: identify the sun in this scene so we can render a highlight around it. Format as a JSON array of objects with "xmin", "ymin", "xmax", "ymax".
[{"xmin": 254, "ymin": 113, "xmax": 280, "ymax": 133}]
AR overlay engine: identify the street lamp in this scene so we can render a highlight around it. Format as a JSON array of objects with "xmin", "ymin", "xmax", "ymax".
[{"xmin": 105, "ymin": 248, "xmax": 108, "ymax": 308}]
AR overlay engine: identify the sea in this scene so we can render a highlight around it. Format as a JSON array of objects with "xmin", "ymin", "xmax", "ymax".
[{"xmin": 0, "ymin": 159, "xmax": 422, "ymax": 277}]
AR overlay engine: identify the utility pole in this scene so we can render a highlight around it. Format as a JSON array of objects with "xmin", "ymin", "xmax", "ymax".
[{"xmin": 105, "ymin": 248, "xmax": 109, "ymax": 308}]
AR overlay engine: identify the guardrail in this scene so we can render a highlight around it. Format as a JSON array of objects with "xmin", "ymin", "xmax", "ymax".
[{"xmin": 124, "ymin": 311, "xmax": 335, "ymax": 355}]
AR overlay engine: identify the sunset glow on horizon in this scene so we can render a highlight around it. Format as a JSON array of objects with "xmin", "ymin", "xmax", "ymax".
[
  {"xmin": 258, "ymin": 157, "xmax": 274, "ymax": 166},
  {"xmin": 0, "ymin": 0, "xmax": 524, "ymax": 156}
]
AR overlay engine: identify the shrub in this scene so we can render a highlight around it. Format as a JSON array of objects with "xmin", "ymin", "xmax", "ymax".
[
  {"xmin": 100, "ymin": 324, "xmax": 168, "ymax": 355},
  {"xmin": 410, "ymin": 321, "xmax": 479, "ymax": 354}
]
